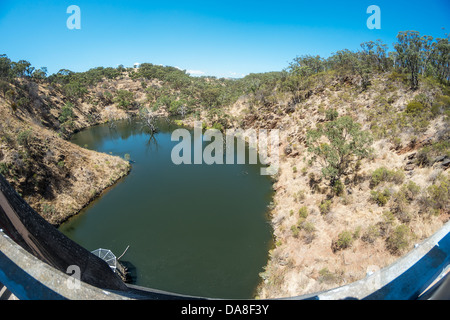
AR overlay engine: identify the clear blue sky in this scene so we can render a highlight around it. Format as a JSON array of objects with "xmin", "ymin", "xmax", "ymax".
[{"xmin": 0, "ymin": 0, "xmax": 448, "ymax": 78}]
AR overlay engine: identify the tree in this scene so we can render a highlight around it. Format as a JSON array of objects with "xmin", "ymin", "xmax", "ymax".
[
  {"xmin": 307, "ymin": 116, "xmax": 372, "ymax": 185},
  {"xmin": 394, "ymin": 31, "xmax": 423, "ymax": 89},
  {"xmin": 0, "ymin": 54, "xmax": 12, "ymax": 80},
  {"xmin": 431, "ymin": 37, "xmax": 450, "ymax": 82},
  {"xmin": 32, "ymin": 67, "xmax": 48, "ymax": 80},
  {"xmin": 59, "ymin": 102, "xmax": 74, "ymax": 123},
  {"xmin": 287, "ymin": 55, "xmax": 324, "ymax": 77},
  {"xmin": 63, "ymin": 80, "xmax": 87, "ymax": 101},
  {"xmin": 12, "ymin": 60, "xmax": 34, "ymax": 78},
  {"xmin": 199, "ymin": 86, "xmax": 222, "ymax": 108},
  {"xmin": 114, "ymin": 90, "xmax": 135, "ymax": 109},
  {"xmin": 360, "ymin": 39, "xmax": 391, "ymax": 72}
]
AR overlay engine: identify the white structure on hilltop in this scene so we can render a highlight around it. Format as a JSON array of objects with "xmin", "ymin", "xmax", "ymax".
[{"xmin": 133, "ymin": 62, "xmax": 140, "ymax": 69}]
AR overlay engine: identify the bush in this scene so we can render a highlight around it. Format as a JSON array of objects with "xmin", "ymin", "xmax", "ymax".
[
  {"xmin": 318, "ymin": 268, "xmax": 337, "ymax": 284},
  {"xmin": 309, "ymin": 173, "xmax": 320, "ymax": 193},
  {"xmin": 325, "ymin": 108, "xmax": 338, "ymax": 121},
  {"xmin": 301, "ymin": 221, "xmax": 316, "ymax": 233},
  {"xmin": 211, "ymin": 122, "xmax": 224, "ymax": 132},
  {"xmin": 405, "ymin": 101, "xmax": 425, "ymax": 114},
  {"xmin": 42, "ymin": 204, "xmax": 56, "ymax": 218},
  {"xmin": 370, "ymin": 188, "xmax": 391, "ymax": 206},
  {"xmin": 362, "ymin": 225, "xmax": 380, "ymax": 244},
  {"xmin": 319, "ymin": 199, "xmax": 332, "ymax": 214},
  {"xmin": 332, "ymin": 179, "xmax": 344, "ymax": 196},
  {"xmin": 298, "ymin": 206, "xmax": 308, "ymax": 219},
  {"xmin": 332, "ymin": 231, "xmax": 353, "ymax": 252},
  {"xmin": 291, "ymin": 225, "xmax": 300, "ymax": 238},
  {"xmin": 403, "ymin": 181, "xmax": 421, "ymax": 201},
  {"xmin": 294, "ymin": 189, "xmax": 306, "ymax": 202},
  {"xmin": 386, "ymin": 225, "xmax": 410, "ymax": 254},
  {"xmin": 425, "ymin": 174, "xmax": 449, "ymax": 211},
  {"xmin": 114, "ymin": 90, "xmax": 135, "ymax": 109},
  {"xmin": 391, "ymin": 170, "xmax": 405, "ymax": 185},
  {"xmin": 376, "ymin": 211, "xmax": 395, "ymax": 238},
  {"xmin": 301, "ymin": 221, "xmax": 316, "ymax": 244},
  {"xmin": 59, "ymin": 102, "xmax": 74, "ymax": 124},
  {"xmin": 416, "ymin": 146, "xmax": 432, "ymax": 166},
  {"xmin": 370, "ymin": 167, "xmax": 404, "ymax": 187},
  {"xmin": 17, "ymin": 129, "xmax": 32, "ymax": 146},
  {"xmin": 371, "ymin": 167, "xmax": 390, "ymax": 187},
  {"xmin": 416, "ymin": 140, "xmax": 450, "ymax": 167},
  {"xmin": 0, "ymin": 162, "xmax": 9, "ymax": 176}
]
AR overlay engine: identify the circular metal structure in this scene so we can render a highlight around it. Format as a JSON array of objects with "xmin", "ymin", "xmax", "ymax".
[{"xmin": 91, "ymin": 248, "xmax": 117, "ymax": 273}]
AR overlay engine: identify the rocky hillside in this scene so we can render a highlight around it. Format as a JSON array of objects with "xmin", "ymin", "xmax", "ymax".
[
  {"xmin": 0, "ymin": 77, "xmax": 132, "ymax": 225},
  {"xmin": 212, "ymin": 72, "xmax": 450, "ymax": 298}
]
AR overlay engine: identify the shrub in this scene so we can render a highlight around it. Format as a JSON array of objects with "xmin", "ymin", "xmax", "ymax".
[
  {"xmin": 301, "ymin": 221, "xmax": 316, "ymax": 244},
  {"xmin": 405, "ymin": 101, "xmax": 425, "ymax": 115},
  {"xmin": 370, "ymin": 188, "xmax": 391, "ymax": 206},
  {"xmin": 301, "ymin": 167, "xmax": 308, "ymax": 176},
  {"xmin": 0, "ymin": 162, "xmax": 9, "ymax": 176},
  {"xmin": 114, "ymin": 90, "xmax": 135, "ymax": 109},
  {"xmin": 17, "ymin": 129, "xmax": 32, "ymax": 146},
  {"xmin": 319, "ymin": 199, "xmax": 332, "ymax": 214},
  {"xmin": 298, "ymin": 206, "xmax": 308, "ymax": 219},
  {"xmin": 291, "ymin": 225, "xmax": 300, "ymax": 238},
  {"xmin": 391, "ymin": 137, "xmax": 402, "ymax": 150},
  {"xmin": 60, "ymin": 120, "xmax": 74, "ymax": 134},
  {"xmin": 362, "ymin": 225, "xmax": 380, "ymax": 244},
  {"xmin": 386, "ymin": 225, "xmax": 410, "ymax": 254},
  {"xmin": 416, "ymin": 146, "xmax": 432, "ymax": 166},
  {"xmin": 42, "ymin": 204, "xmax": 56, "ymax": 218},
  {"xmin": 370, "ymin": 167, "xmax": 404, "ymax": 187},
  {"xmin": 403, "ymin": 181, "xmax": 421, "ymax": 201},
  {"xmin": 301, "ymin": 221, "xmax": 316, "ymax": 233},
  {"xmin": 59, "ymin": 102, "xmax": 74, "ymax": 123},
  {"xmin": 318, "ymin": 268, "xmax": 337, "ymax": 284},
  {"xmin": 332, "ymin": 231, "xmax": 353, "ymax": 252},
  {"xmin": 425, "ymin": 174, "xmax": 449, "ymax": 211},
  {"xmin": 371, "ymin": 167, "xmax": 390, "ymax": 187},
  {"xmin": 416, "ymin": 140, "xmax": 450, "ymax": 167},
  {"xmin": 377, "ymin": 211, "xmax": 395, "ymax": 238},
  {"xmin": 325, "ymin": 108, "xmax": 338, "ymax": 121},
  {"xmin": 391, "ymin": 170, "xmax": 405, "ymax": 185},
  {"xmin": 391, "ymin": 188, "xmax": 410, "ymax": 219},
  {"xmin": 295, "ymin": 189, "xmax": 306, "ymax": 202},
  {"xmin": 211, "ymin": 122, "xmax": 224, "ymax": 132},
  {"xmin": 308, "ymin": 173, "xmax": 320, "ymax": 193},
  {"xmin": 332, "ymin": 179, "xmax": 344, "ymax": 196}
]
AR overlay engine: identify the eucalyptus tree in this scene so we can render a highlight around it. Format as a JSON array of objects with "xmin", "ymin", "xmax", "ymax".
[
  {"xmin": 306, "ymin": 116, "xmax": 373, "ymax": 186},
  {"xmin": 394, "ymin": 31, "xmax": 424, "ymax": 89}
]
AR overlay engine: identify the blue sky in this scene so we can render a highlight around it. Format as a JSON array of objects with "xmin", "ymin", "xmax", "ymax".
[{"xmin": 0, "ymin": 0, "xmax": 449, "ymax": 78}]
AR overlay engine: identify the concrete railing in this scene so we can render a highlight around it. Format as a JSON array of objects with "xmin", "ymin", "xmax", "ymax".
[{"xmin": 0, "ymin": 229, "xmax": 130, "ymax": 300}]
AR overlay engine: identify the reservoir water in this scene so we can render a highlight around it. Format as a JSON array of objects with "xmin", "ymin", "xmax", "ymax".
[{"xmin": 59, "ymin": 118, "xmax": 274, "ymax": 299}]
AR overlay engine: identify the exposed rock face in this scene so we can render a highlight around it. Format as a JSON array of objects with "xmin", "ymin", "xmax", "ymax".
[{"xmin": 0, "ymin": 79, "xmax": 131, "ymax": 225}]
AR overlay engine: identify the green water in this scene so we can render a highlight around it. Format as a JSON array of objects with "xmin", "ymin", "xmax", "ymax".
[{"xmin": 59, "ymin": 118, "xmax": 274, "ymax": 299}]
